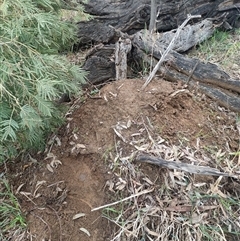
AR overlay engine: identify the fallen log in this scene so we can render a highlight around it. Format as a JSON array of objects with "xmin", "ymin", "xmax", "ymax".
[
  {"xmin": 132, "ymin": 29, "xmax": 240, "ymax": 111},
  {"xmin": 78, "ymin": 0, "xmax": 240, "ymax": 45},
  {"xmin": 78, "ymin": 0, "xmax": 240, "ymax": 111}
]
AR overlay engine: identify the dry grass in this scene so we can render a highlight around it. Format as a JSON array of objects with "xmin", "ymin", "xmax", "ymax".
[
  {"xmin": 99, "ymin": 116, "xmax": 240, "ymax": 241},
  {"xmin": 189, "ymin": 29, "xmax": 240, "ymax": 80}
]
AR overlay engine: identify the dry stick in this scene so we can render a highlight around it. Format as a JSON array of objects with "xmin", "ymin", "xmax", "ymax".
[
  {"xmin": 186, "ymin": 60, "xmax": 199, "ymax": 85},
  {"xmin": 142, "ymin": 14, "xmax": 201, "ymax": 89},
  {"xmin": 47, "ymin": 205, "xmax": 63, "ymax": 241},
  {"xmin": 91, "ymin": 188, "xmax": 154, "ymax": 212},
  {"xmin": 32, "ymin": 214, "xmax": 52, "ymax": 241}
]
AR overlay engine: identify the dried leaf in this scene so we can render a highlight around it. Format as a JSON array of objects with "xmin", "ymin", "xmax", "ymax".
[
  {"xmin": 34, "ymin": 193, "xmax": 41, "ymax": 198},
  {"xmin": 133, "ymin": 144, "xmax": 149, "ymax": 151},
  {"xmin": 20, "ymin": 191, "xmax": 32, "ymax": 196},
  {"xmin": 33, "ymin": 180, "xmax": 46, "ymax": 197},
  {"xmin": 80, "ymin": 227, "xmax": 90, "ymax": 236},
  {"xmin": 16, "ymin": 184, "xmax": 25, "ymax": 194},
  {"xmin": 131, "ymin": 133, "xmax": 142, "ymax": 137},
  {"xmin": 50, "ymin": 159, "xmax": 62, "ymax": 168},
  {"xmin": 70, "ymin": 143, "xmax": 94, "ymax": 156},
  {"xmin": 165, "ymin": 205, "xmax": 193, "ymax": 212},
  {"xmin": 175, "ymin": 181, "xmax": 187, "ymax": 186},
  {"xmin": 113, "ymin": 128, "xmax": 126, "ymax": 143},
  {"xmin": 198, "ymin": 205, "xmax": 218, "ymax": 211},
  {"xmin": 46, "ymin": 164, "xmax": 54, "ymax": 173},
  {"xmin": 75, "ymin": 144, "xmax": 86, "ymax": 149},
  {"xmin": 127, "ymin": 119, "xmax": 132, "ymax": 128},
  {"xmin": 73, "ymin": 213, "xmax": 85, "ymax": 220},
  {"xmin": 142, "ymin": 177, "xmax": 154, "ymax": 185},
  {"xmin": 194, "ymin": 182, "xmax": 207, "ymax": 187},
  {"xmin": 36, "ymin": 180, "xmax": 46, "ymax": 189},
  {"xmin": 55, "ymin": 136, "xmax": 61, "ymax": 146},
  {"xmin": 116, "ymin": 183, "xmax": 126, "ymax": 190},
  {"xmin": 145, "ymin": 226, "xmax": 160, "ymax": 237},
  {"xmin": 191, "ymin": 212, "xmax": 208, "ymax": 224},
  {"xmin": 73, "ymin": 133, "xmax": 78, "ymax": 140},
  {"xmin": 44, "ymin": 152, "xmax": 56, "ymax": 160},
  {"xmin": 105, "ymin": 180, "xmax": 115, "ymax": 192},
  {"xmin": 28, "ymin": 154, "xmax": 38, "ymax": 163},
  {"xmin": 109, "ymin": 91, "xmax": 117, "ymax": 97},
  {"xmin": 56, "ymin": 187, "xmax": 62, "ymax": 192},
  {"xmin": 209, "ymin": 176, "xmax": 227, "ymax": 198},
  {"xmin": 116, "ymin": 178, "xmax": 127, "ymax": 190},
  {"xmin": 103, "ymin": 94, "xmax": 108, "ymax": 102}
]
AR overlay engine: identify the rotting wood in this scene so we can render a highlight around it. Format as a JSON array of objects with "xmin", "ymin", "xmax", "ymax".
[
  {"xmin": 83, "ymin": 44, "xmax": 116, "ymax": 84},
  {"xmin": 115, "ymin": 37, "xmax": 132, "ymax": 80}
]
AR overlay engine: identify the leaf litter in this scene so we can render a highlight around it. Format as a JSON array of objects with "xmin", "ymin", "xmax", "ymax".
[{"xmin": 97, "ymin": 115, "xmax": 240, "ymax": 241}]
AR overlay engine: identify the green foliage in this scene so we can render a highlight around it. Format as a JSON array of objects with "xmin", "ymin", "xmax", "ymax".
[{"xmin": 0, "ymin": 0, "xmax": 87, "ymax": 162}]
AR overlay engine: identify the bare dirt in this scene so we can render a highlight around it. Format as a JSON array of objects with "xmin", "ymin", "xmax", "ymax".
[{"xmin": 7, "ymin": 78, "xmax": 239, "ymax": 240}]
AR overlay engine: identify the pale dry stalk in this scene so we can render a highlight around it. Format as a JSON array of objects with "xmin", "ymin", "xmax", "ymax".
[{"xmin": 142, "ymin": 14, "xmax": 201, "ymax": 89}]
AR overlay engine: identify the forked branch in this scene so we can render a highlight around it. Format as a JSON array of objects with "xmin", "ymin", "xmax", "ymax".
[{"xmin": 142, "ymin": 14, "xmax": 201, "ymax": 89}]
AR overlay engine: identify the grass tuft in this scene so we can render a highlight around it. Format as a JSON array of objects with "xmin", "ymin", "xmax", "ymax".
[
  {"xmin": 0, "ymin": 177, "xmax": 26, "ymax": 240},
  {"xmin": 189, "ymin": 29, "xmax": 240, "ymax": 79}
]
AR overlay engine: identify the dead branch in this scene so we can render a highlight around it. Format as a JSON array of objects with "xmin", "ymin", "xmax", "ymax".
[
  {"xmin": 142, "ymin": 14, "xmax": 201, "ymax": 89},
  {"xmin": 136, "ymin": 154, "xmax": 237, "ymax": 177}
]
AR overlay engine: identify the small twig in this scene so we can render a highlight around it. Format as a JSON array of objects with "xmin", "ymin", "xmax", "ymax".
[
  {"xmin": 142, "ymin": 14, "xmax": 201, "ymax": 89},
  {"xmin": 91, "ymin": 188, "xmax": 154, "ymax": 211},
  {"xmin": 186, "ymin": 60, "xmax": 199, "ymax": 85},
  {"xmin": 47, "ymin": 205, "xmax": 63, "ymax": 241},
  {"xmin": 32, "ymin": 214, "xmax": 52, "ymax": 240}
]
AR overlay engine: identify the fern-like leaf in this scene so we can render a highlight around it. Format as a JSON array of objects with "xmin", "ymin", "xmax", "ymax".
[
  {"xmin": 20, "ymin": 105, "xmax": 43, "ymax": 130},
  {"xmin": 34, "ymin": 95, "xmax": 54, "ymax": 116},
  {"xmin": 0, "ymin": 119, "xmax": 19, "ymax": 141}
]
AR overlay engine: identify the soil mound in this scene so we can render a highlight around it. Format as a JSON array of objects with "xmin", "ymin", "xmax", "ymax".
[{"xmin": 9, "ymin": 79, "xmax": 239, "ymax": 240}]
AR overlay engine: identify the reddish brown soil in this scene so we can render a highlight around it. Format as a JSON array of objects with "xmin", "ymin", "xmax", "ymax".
[{"xmin": 8, "ymin": 78, "xmax": 239, "ymax": 240}]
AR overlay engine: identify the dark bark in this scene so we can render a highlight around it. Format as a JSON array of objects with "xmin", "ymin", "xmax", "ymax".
[
  {"xmin": 78, "ymin": 0, "xmax": 240, "ymax": 45},
  {"xmin": 83, "ymin": 44, "xmax": 116, "ymax": 84}
]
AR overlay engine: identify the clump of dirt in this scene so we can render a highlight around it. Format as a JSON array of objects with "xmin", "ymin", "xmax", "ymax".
[{"xmin": 7, "ymin": 78, "xmax": 239, "ymax": 240}]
